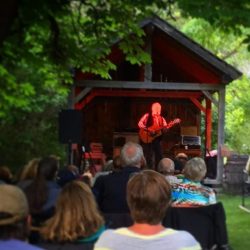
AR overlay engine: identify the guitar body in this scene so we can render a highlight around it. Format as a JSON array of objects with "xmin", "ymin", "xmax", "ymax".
[
  {"xmin": 139, "ymin": 118, "xmax": 181, "ymax": 144},
  {"xmin": 139, "ymin": 128, "xmax": 162, "ymax": 144}
]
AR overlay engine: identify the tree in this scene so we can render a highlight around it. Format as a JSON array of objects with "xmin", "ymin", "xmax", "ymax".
[
  {"xmin": 168, "ymin": 3, "xmax": 250, "ymax": 153},
  {"xmin": 226, "ymin": 76, "xmax": 250, "ymax": 153},
  {"xmin": 0, "ymin": 0, "xmax": 174, "ymax": 169},
  {"xmin": 1, "ymin": 0, "xmax": 249, "ymax": 169},
  {"xmin": 175, "ymin": 0, "xmax": 250, "ymax": 48}
]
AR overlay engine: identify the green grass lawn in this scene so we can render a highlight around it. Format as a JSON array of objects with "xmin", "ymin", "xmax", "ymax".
[{"xmin": 218, "ymin": 194, "xmax": 250, "ymax": 250}]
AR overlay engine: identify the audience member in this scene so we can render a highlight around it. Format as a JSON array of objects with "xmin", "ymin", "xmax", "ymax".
[
  {"xmin": 94, "ymin": 170, "xmax": 201, "ymax": 250},
  {"xmin": 17, "ymin": 158, "xmax": 40, "ymax": 190},
  {"xmin": 174, "ymin": 152, "xmax": 188, "ymax": 174},
  {"xmin": 92, "ymin": 155, "xmax": 122, "ymax": 186},
  {"xmin": 0, "ymin": 184, "xmax": 42, "ymax": 249},
  {"xmin": 81, "ymin": 171, "xmax": 93, "ymax": 187},
  {"xmin": 103, "ymin": 156, "xmax": 114, "ymax": 172},
  {"xmin": 57, "ymin": 164, "xmax": 79, "ymax": 187},
  {"xmin": 39, "ymin": 181, "xmax": 104, "ymax": 249},
  {"xmin": 112, "ymin": 155, "xmax": 122, "ymax": 171},
  {"xmin": 171, "ymin": 157, "xmax": 216, "ymax": 207},
  {"xmin": 157, "ymin": 158, "xmax": 181, "ymax": 185},
  {"xmin": 24, "ymin": 156, "xmax": 61, "ymax": 223},
  {"xmin": 0, "ymin": 166, "xmax": 13, "ymax": 184},
  {"xmin": 93, "ymin": 142, "xmax": 144, "ymax": 213}
]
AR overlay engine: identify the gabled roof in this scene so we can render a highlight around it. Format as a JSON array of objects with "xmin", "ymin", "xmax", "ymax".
[{"xmin": 140, "ymin": 16, "xmax": 242, "ymax": 83}]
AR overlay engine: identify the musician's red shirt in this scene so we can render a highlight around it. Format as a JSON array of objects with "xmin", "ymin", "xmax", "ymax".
[{"xmin": 138, "ymin": 113, "xmax": 167, "ymax": 130}]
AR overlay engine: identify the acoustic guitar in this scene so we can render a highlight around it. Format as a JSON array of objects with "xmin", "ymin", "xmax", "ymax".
[{"xmin": 139, "ymin": 118, "xmax": 181, "ymax": 144}]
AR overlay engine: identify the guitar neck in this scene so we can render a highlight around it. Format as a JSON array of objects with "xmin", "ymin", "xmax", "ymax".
[
  {"xmin": 166, "ymin": 120, "xmax": 176, "ymax": 129},
  {"xmin": 159, "ymin": 120, "xmax": 179, "ymax": 130}
]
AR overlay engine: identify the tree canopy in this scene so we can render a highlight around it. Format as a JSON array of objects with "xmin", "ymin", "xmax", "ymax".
[
  {"xmin": 0, "ymin": 0, "xmax": 249, "ymax": 168},
  {"xmin": 0, "ymin": 0, "xmax": 174, "ymax": 168},
  {"xmin": 170, "ymin": 2, "xmax": 250, "ymax": 153},
  {"xmin": 176, "ymin": 0, "xmax": 250, "ymax": 45}
]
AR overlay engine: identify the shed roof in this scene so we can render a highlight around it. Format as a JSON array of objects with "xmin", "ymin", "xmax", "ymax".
[
  {"xmin": 138, "ymin": 16, "xmax": 242, "ymax": 83},
  {"xmin": 75, "ymin": 15, "xmax": 243, "ymax": 101}
]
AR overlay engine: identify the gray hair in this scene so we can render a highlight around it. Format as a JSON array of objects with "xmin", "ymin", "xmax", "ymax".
[
  {"xmin": 157, "ymin": 158, "xmax": 175, "ymax": 175},
  {"xmin": 183, "ymin": 157, "xmax": 207, "ymax": 181},
  {"xmin": 120, "ymin": 142, "xmax": 144, "ymax": 167}
]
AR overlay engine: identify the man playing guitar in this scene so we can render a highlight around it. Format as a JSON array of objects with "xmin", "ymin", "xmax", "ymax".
[{"xmin": 138, "ymin": 102, "xmax": 180, "ymax": 169}]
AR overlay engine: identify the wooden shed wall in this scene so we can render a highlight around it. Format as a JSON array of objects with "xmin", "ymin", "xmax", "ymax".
[{"xmin": 82, "ymin": 96, "xmax": 200, "ymax": 157}]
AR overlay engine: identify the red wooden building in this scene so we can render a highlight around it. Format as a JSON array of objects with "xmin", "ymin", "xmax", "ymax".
[{"xmin": 72, "ymin": 16, "xmax": 242, "ymax": 183}]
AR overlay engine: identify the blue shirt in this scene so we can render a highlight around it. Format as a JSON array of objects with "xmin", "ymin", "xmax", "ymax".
[{"xmin": 0, "ymin": 239, "xmax": 43, "ymax": 250}]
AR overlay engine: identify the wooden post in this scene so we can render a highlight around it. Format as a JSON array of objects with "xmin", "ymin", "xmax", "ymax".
[
  {"xmin": 66, "ymin": 85, "xmax": 75, "ymax": 165},
  {"xmin": 144, "ymin": 28, "xmax": 152, "ymax": 82},
  {"xmin": 217, "ymin": 87, "xmax": 226, "ymax": 183},
  {"xmin": 205, "ymin": 98, "xmax": 212, "ymax": 151}
]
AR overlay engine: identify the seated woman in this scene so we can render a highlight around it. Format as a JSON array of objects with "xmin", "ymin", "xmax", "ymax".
[
  {"xmin": 0, "ymin": 166, "xmax": 13, "ymax": 184},
  {"xmin": 17, "ymin": 158, "xmax": 40, "ymax": 190},
  {"xmin": 24, "ymin": 156, "xmax": 61, "ymax": 229},
  {"xmin": 38, "ymin": 181, "xmax": 105, "ymax": 249},
  {"xmin": 94, "ymin": 170, "xmax": 201, "ymax": 250},
  {"xmin": 171, "ymin": 157, "xmax": 216, "ymax": 207}
]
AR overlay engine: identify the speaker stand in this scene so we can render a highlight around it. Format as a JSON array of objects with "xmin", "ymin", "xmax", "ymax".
[{"xmin": 68, "ymin": 142, "xmax": 73, "ymax": 165}]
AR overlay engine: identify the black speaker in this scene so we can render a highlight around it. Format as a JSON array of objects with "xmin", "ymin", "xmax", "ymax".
[{"xmin": 59, "ymin": 110, "xmax": 83, "ymax": 144}]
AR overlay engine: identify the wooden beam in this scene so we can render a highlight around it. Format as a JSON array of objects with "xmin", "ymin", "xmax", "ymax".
[
  {"xmin": 74, "ymin": 89, "xmax": 203, "ymax": 109},
  {"xmin": 202, "ymin": 90, "xmax": 219, "ymax": 107},
  {"xmin": 76, "ymin": 80, "xmax": 223, "ymax": 91},
  {"xmin": 75, "ymin": 92, "xmax": 96, "ymax": 110},
  {"xmin": 74, "ymin": 87, "xmax": 92, "ymax": 104},
  {"xmin": 190, "ymin": 97, "xmax": 206, "ymax": 113},
  {"xmin": 93, "ymin": 89, "xmax": 202, "ymax": 99}
]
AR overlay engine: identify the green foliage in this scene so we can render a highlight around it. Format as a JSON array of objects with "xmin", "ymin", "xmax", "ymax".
[
  {"xmin": 0, "ymin": 65, "xmax": 34, "ymax": 118},
  {"xmin": 0, "ymin": 24, "xmax": 69, "ymax": 168},
  {"xmin": 181, "ymin": 18, "xmax": 247, "ymax": 60},
  {"xmin": 225, "ymin": 76, "xmax": 250, "ymax": 153},
  {"xmin": 176, "ymin": 0, "xmax": 250, "ymax": 52},
  {"xmin": 0, "ymin": 0, "xmax": 173, "ymax": 169},
  {"xmin": 1, "ymin": 0, "xmax": 250, "ymax": 169},
  {"xmin": 176, "ymin": 0, "xmax": 250, "ymax": 31},
  {"xmin": 0, "ymin": 56, "xmax": 69, "ymax": 169},
  {"xmin": 170, "ymin": 14, "xmax": 250, "ymax": 154},
  {"xmin": 119, "ymin": 36, "xmax": 151, "ymax": 65}
]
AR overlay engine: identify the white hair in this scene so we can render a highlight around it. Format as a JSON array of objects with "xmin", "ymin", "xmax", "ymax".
[
  {"xmin": 120, "ymin": 142, "xmax": 144, "ymax": 167},
  {"xmin": 158, "ymin": 158, "xmax": 175, "ymax": 175},
  {"xmin": 183, "ymin": 157, "xmax": 207, "ymax": 181}
]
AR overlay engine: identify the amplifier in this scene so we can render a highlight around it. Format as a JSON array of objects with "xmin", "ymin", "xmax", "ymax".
[{"xmin": 181, "ymin": 135, "xmax": 201, "ymax": 146}]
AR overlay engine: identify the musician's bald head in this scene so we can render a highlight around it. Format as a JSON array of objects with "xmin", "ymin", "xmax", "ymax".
[{"xmin": 151, "ymin": 102, "xmax": 161, "ymax": 115}]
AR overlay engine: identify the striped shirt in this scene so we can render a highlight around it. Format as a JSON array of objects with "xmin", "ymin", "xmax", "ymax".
[{"xmin": 94, "ymin": 227, "xmax": 201, "ymax": 250}]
